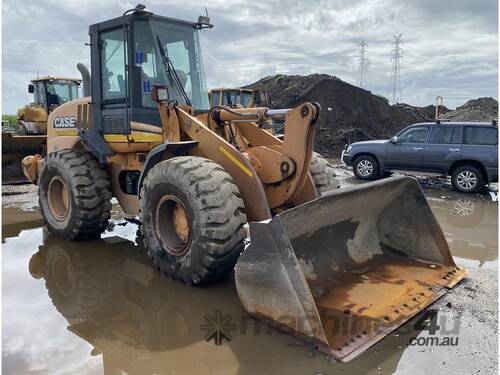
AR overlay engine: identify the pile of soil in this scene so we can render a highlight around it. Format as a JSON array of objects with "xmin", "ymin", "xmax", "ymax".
[
  {"xmin": 246, "ymin": 74, "xmax": 498, "ymax": 157},
  {"xmin": 442, "ymin": 97, "xmax": 498, "ymax": 122}
]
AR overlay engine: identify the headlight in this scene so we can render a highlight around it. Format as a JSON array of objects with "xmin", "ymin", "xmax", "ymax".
[{"xmin": 346, "ymin": 145, "xmax": 352, "ymax": 153}]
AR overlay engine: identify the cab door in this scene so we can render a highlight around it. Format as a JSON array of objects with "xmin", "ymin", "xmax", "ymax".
[
  {"xmin": 90, "ymin": 25, "xmax": 130, "ymax": 135},
  {"xmin": 385, "ymin": 126, "xmax": 430, "ymax": 170}
]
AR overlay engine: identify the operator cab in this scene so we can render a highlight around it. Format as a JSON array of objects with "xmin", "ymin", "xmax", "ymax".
[
  {"xmin": 89, "ymin": 5, "xmax": 211, "ymax": 135},
  {"xmin": 28, "ymin": 77, "xmax": 81, "ymax": 113}
]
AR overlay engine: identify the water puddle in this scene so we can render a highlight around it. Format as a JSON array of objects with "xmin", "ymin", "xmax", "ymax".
[{"xmin": 2, "ymin": 185, "xmax": 497, "ymax": 374}]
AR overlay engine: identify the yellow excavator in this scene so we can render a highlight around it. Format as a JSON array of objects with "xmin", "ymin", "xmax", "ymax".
[
  {"xmin": 20, "ymin": 4, "xmax": 466, "ymax": 362},
  {"xmin": 2, "ymin": 76, "xmax": 81, "ymax": 183}
]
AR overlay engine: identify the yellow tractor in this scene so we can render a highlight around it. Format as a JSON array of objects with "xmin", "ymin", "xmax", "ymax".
[
  {"xmin": 21, "ymin": 5, "xmax": 466, "ymax": 362},
  {"xmin": 2, "ymin": 76, "xmax": 81, "ymax": 183}
]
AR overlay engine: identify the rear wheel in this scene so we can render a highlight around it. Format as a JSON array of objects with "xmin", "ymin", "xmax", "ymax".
[
  {"xmin": 38, "ymin": 149, "xmax": 112, "ymax": 240},
  {"xmin": 451, "ymin": 165, "xmax": 484, "ymax": 194},
  {"xmin": 310, "ymin": 152, "xmax": 340, "ymax": 193},
  {"xmin": 353, "ymin": 155, "xmax": 379, "ymax": 180},
  {"xmin": 140, "ymin": 156, "xmax": 247, "ymax": 285}
]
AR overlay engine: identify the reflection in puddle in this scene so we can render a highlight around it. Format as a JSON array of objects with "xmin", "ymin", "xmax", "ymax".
[
  {"xmin": 426, "ymin": 191, "xmax": 498, "ymax": 269},
  {"xmin": 2, "ymin": 186, "xmax": 497, "ymax": 374},
  {"xmin": 3, "ymin": 223, "xmax": 434, "ymax": 375}
]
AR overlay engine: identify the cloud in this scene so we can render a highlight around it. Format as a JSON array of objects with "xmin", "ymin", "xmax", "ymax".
[{"xmin": 2, "ymin": 0, "xmax": 497, "ymax": 113}]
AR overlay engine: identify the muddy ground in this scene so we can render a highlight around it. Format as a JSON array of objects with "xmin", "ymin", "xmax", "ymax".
[{"xmin": 2, "ymin": 169, "xmax": 498, "ymax": 375}]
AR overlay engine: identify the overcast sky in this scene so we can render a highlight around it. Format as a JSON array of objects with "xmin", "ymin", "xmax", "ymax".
[{"xmin": 2, "ymin": 0, "xmax": 498, "ymax": 113}]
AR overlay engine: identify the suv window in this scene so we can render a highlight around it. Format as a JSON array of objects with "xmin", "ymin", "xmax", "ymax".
[
  {"xmin": 399, "ymin": 126, "xmax": 429, "ymax": 143},
  {"xmin": 429, "ymin": 126, "xmax": 461, "ymax": 144},
  {"xmin": 464, "ymin": 127, "xmax": 498, "ymax": 145}
]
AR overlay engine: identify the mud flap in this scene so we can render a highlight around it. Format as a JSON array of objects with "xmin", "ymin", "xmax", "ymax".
[{"xmin": 234, "ymin": 176, "xmax": 467, "ymax": 362}]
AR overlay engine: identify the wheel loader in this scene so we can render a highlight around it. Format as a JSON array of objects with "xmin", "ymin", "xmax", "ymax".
[
  {"xmin": 21, "ymin": 4, "xmax": 466, "ymax": 362},
  {"xmin": 209, "ymin": 87, "xmax": 270, "ymax": 108},
  {"xmin": 2, "ymin": 76, "xmax": 81, "ymax": 184}
]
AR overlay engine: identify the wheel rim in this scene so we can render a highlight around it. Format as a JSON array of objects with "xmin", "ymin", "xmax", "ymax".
[
  {"xmin": 356, "ymin": 160, "xmax": 373, "ymax": 177},
  {"xmin": 454, "ymin": 199, "xmax": 474, "ymax": 216},
  {"xmin": 51, "ymin": 253, "xmax": 76, "ymax": 297},
  {"xmin": 457, "ymin": 171, "xmax": 477, "ymax": 190},
  {"xmin": 155, "ymin": 195, "xmax": 192, "ymax": 256},
  {"xmin": 48, "ymin": 176, "xmax": 71, "ymax": 221}
]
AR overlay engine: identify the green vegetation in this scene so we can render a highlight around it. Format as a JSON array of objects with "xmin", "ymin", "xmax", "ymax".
[
  {"xmin": 2, "ymin": 114, "xmax": 18, "ymax": 125},
  {"xmin": 274, "ymin": 74, "xmax": 286, "ymax": 84}
]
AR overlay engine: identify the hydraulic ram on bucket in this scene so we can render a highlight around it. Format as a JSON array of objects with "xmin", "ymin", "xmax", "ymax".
[{"xmin": 235, "ymin": 176, "xmax": 466, "ymax": 362}]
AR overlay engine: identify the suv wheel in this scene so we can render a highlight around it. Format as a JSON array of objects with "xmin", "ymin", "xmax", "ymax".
[
  {"xmin": 353, "ymin": 155, "xmax": 379, "ymax": 180},
  {"xmin": 451, "ymin": 165, "xmax": 484, "ymax": 194}
]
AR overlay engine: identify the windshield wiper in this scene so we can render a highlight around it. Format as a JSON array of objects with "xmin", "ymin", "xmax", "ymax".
[{"xmin": 156, "ymin": 36, "xmax": 191, "ymax": 106}]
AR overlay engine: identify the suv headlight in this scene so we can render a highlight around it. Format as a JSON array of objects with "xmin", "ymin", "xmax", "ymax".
[{"xmin": 346, "ymin": 145, "xmax": 352, "ymax": 153}]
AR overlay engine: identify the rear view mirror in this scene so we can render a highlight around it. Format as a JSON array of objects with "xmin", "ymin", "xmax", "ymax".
[
  {"xmin": 28, "ymin": 84, "xmax": 34, "ymax": 94},
  {"xmin": 391, "ymin": 135, "xmax": 399, "ymax": 143}
]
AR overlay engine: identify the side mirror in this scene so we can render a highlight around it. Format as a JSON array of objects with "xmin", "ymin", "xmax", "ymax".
[
  {"xmin": 28, "ymin": 84, "xmax": 34, "ymax": 94},
  {"xmin": 391, "ymin": 135, "xmax": 399, "ymax": 144}
]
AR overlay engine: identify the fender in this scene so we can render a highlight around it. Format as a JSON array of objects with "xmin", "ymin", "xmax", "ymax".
[{"xmin": 137, "ymin": 140, "xmax": 198, "ymax": 193}]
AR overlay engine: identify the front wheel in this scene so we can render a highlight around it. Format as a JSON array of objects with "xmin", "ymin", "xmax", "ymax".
[
  {"xmin": 451, "ymin": 165, "xmax": 485, "ymax": 194},
  {"xmin": 38, "ymin": 149, "xmax": 112, "ymax": 240},
  {"xmin": 140, "ymin": 156, "xmax": 247, "ymax": 285},
  {"xmin": 353, "ymin": 155, "xmax": 379, "ymax": 180}
]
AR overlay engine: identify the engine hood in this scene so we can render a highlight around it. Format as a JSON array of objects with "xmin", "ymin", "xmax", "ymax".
[{"xmin": 351, "ymin": 139, "xmax": 390, "ymax": 146}]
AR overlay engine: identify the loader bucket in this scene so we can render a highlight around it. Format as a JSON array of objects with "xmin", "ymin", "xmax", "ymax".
[
  {"xmin": 2, "ymin": 133, "xmax": 46, "ymax": 184},
  {"xmin": 235, "ymin": 176, "xmax": 466, "ymax": 362}
]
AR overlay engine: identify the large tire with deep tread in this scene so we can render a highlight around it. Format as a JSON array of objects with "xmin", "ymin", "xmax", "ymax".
[
  {"xmin": 140, "ymin": 156, "xmax": 247, "ymax": 285},
  {"xmin": 310, "ymin": 152, "xmax": 340, "ymax": 193},
  {"xmin": 38, "ymin": 149, "xmax": 112, "ymax": 240}
]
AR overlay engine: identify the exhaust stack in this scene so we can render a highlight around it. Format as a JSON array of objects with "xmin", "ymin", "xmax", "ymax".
[{"xmin": 77, "ymin": 63, "xmax": 91, "ymax": 97}]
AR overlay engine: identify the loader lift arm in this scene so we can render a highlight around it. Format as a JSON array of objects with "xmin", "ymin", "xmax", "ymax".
[{"xmin": 151, "ymin": 85, "xmax": 320, "ymax": 220}]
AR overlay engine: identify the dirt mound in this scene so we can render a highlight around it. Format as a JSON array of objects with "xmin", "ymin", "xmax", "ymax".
[
  {"xmin": 246, "ymin": 74, "xmax": 497, "ymax": 157},
  {"xmin": 442, "ymin": 97, "xmax": 498, "ymax": 122}
]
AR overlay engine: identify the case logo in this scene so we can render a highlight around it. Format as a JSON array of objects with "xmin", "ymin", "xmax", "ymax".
[{"xmin": 54, "ymin": 116, "xmax": 76, "ymax": 128}]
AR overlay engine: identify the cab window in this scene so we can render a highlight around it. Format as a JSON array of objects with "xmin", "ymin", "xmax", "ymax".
[
  {"xmin": 211, "ymin": 91, "xmax": 221, "ymax": 106},
  {"xmin": 100, "ymin": 28, "xmax": 126, "ymax": 100},
  {"xmin": 398, "ymin": 126, "xmax": 429, "ymax": 143}
]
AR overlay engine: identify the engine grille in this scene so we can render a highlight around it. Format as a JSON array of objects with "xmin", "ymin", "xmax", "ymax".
[{"xmin": 103, "ymin": 115, "xmax": 126, "ymax": 134}]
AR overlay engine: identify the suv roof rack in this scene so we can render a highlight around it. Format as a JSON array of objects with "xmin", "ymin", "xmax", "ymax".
[{"xmin": 492, "ymin": 119, "xmax": 497, "ymax": 126}]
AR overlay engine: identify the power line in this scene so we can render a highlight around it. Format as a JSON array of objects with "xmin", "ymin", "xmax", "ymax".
[
  {"xmin": 356, "ymin": 40, "xmax": 368, "ymax": 88},
  {"xmin": 389, "ymin": 33, "xmax": 403, "ymax": 104}
]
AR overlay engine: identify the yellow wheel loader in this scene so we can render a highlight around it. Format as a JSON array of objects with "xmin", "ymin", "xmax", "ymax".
[
  {"xmin": 21, "ymin": 4, "xmax": 466, "ymax": 362},
  {"xmin": 2, "ymin": 76, "xmax": 81, "ymax": 184},
  {"xmin": 209, "ymin": 87, "xmax": 270, "ymax": 108}
]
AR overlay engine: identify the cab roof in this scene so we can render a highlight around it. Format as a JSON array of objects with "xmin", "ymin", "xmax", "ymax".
[
  {"xmin": 210, "ymin": 88, "xmax": 253, "ymax": 92},
  {"xmin": 31, "ymin": 76, "xmax": 81, "ymax": 83}
]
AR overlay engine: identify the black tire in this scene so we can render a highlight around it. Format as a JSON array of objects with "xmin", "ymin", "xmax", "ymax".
[
  {"xmin": 310, "ymin": 152, "xmax": 340, "ymax": 193},
  {"xmin": 38, "ymin": 149, "xmax": 112, "ymax": 240},
  {"xmin": 451, "ymin": 165, "xmax": 485, "ymax": 194},
  {"xmin": 140, "ymin": 156, "xmax": 247, "ymax": 285},
  {"xmin": 353, "ymin": 155, "xmax": 379, "ymax": 180}
]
